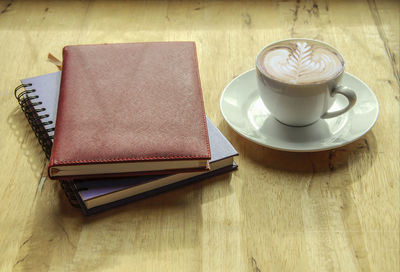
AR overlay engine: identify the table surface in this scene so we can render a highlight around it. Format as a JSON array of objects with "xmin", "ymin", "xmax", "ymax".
[{"xmin": 1, "ymin": 0, "xmax": 399, "ymax": 271}]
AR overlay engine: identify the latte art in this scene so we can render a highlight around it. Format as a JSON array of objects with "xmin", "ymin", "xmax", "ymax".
[{"xmin": 259, "ymin": 41, "xmax": 344, "ymax": 84}]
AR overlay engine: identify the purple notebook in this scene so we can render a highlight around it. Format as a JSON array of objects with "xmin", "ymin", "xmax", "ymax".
[{"xmin": 16, "ymin": 71, "xmax": 238, "ymax": 215}]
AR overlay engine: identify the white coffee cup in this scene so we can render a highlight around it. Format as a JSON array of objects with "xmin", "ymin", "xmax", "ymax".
[{"xmin": 256, "ymin": 38, "xmax": 356, "ymax": 127}]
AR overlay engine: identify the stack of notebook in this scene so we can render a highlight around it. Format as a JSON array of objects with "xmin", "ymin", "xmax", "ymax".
[{"xmin": 14, "ymin": 42, "xmax": 238, "ymax": 215}]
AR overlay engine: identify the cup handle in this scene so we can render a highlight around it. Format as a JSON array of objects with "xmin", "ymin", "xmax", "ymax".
[{"xmin": 321, "ymin": 86, "xmax": 357, "ymax": 119}]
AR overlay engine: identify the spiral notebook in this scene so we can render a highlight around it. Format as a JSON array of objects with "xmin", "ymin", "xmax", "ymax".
[
  {"xmin": 14, "ymin": 71, "xmax": 61, "ymax": 158},
  {"xmin": 14, "ymin": 71, "xmax": 238, "ymax": 215}
]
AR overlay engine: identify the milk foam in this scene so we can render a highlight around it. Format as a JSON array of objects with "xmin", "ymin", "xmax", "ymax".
[{"xmin": 259, "ymin": 40, "xmax": 343, "ymax": 84}]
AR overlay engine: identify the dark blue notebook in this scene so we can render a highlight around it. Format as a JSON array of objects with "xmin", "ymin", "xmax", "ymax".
[{"xmin": 16, "ymin": 71, "xmax": 238, "ymax": 215}]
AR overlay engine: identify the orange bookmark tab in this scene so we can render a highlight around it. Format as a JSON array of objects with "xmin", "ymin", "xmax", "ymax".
[{"xmin": 47, "ymin": 53, "xmax": 62, "ymax": 70}]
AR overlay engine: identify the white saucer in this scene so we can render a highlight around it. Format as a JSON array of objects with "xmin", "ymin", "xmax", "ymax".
[{"xmin": 220, "ymin": 69, "xmax": 379, "ymax": 152}]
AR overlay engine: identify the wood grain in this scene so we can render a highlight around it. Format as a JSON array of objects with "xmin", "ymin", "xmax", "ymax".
[{"xmin": 0, "ymin": 0, "xmax": 398, "ymax": 271}]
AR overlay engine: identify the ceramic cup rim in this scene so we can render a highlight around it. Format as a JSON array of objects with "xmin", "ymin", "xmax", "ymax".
[{"xmin": 255, "ymin": 38, "xmax": 346, "ymax": 87}]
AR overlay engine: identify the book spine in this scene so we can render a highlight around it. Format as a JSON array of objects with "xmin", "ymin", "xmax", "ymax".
[{"xmin": 14, "ymin": 83, "xmax": 55, "ymax": 159}]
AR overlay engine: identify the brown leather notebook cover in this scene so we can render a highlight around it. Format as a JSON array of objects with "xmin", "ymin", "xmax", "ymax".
[{"xmin": 48, "ymin": 42, "xmax": 210, "ymax": 179}]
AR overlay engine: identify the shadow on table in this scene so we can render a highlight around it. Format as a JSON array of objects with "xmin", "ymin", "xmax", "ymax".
[
  {"xmin": 15, "ymin": 169, "xmax": 235, "ymax": 271},
  {"xmin": 7, "ymin": 106, "xmax": 47, "ymax": 179},
  {"xmin": 223, "ymin": 121, "xmax": 378, "ymax": 174}
]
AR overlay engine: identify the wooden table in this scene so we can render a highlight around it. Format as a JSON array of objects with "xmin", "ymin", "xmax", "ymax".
[{"xmin": 1, "ymin": 0, "xmax": 398, "ymax": 271}]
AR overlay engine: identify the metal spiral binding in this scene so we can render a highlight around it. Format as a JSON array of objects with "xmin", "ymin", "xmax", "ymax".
[
  {"xmin": 15, "ymin": 83, "xmax": 80, "ymax": 209},
  {"xmin": 59, "ymin": 180, "xmax": 80, "ymax": 208},
  {"xmin": 14, "ymin": 83, "xmax": 54, "ymax": 158}
]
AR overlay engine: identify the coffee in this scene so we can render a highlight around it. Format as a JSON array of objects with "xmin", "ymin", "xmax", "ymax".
[
  {"xmin": 257, "ymin": 39, "xmax": 344, "ymax": 85},
  {"xmin": 256, "ymin": 38, "xmax": 356, "ymax": 126}
]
